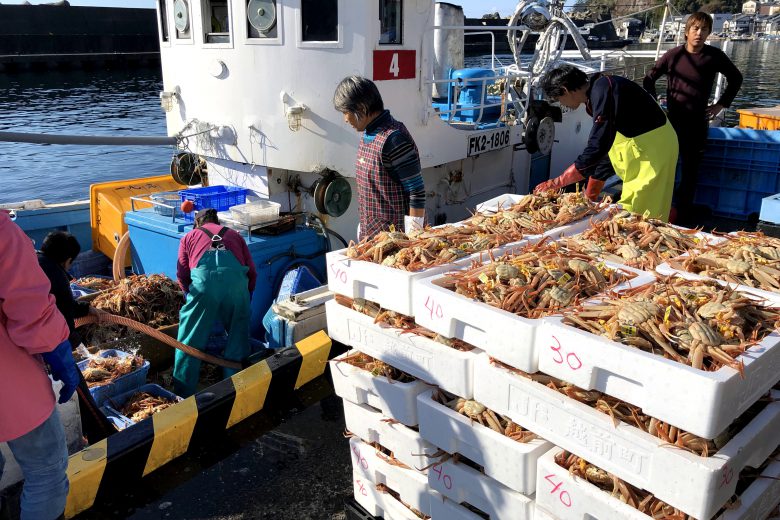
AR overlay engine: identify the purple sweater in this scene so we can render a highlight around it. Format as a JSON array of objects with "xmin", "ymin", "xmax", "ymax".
[
  {"xmin": 643, "ymin": 44, "xmax": 742, "ymax": 119},
  {"xmin": 177, "ymin": 222, "xmax": 257, "ymax": 293}
]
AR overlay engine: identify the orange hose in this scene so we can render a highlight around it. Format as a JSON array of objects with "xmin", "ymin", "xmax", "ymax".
[
  {"xmin": 75, "ymin": 314, "xmax": 242, "ymax": 370},
  {"xmin": 113, "ymin": 231, "xmax": 131, "ymax": 282}
]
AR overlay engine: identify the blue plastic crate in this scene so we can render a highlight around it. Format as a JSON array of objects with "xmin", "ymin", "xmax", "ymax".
[
  {"xmin": 78, "ymin": 349, "xmax": 150, "ymax": 407},
  {"xmin": 101, "ymin": 384, "xmax": 181, "ymax": 430},
  {"xmin": 178, "ymin": 185, "xmax": 249, "ymax": 221}
]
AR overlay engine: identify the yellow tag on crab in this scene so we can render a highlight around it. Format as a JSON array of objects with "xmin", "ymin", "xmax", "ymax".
[
  {"xmin": 642, "ymin": 209, "xmax": 651, "ymax": 219},
  {"xmin": 557, "ymin": 272, "xmax": 572, "ymax": 285},
  {"xmin": 664, "ymin": 306, "xmax": 671, "ymax": 324},
  {"xmin": 620, "ymin": 324, "xmax": 637, "ymax": 336},
  {"xmin": 478, "ymin": 272, "xmax": 490, "ymax": 284},
  {"xmin": 389, "ymin": 224, "xmax": 396, "ymax": 232}
]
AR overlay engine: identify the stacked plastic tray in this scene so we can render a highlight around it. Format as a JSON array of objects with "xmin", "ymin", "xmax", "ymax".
[
  {"xmin": 327, "ymin": 193, "xmax": 780, "ymax": 520},
  {"xmin": 77, "ymin": 349, "xmax": 150, "ymax": 407}
]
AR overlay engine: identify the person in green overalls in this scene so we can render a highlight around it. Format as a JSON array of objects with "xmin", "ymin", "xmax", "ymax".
[
  {"xmin": 174, "ymin": 208, "xmax": 257, "ymax": 397},
  {"xmin": 534, "ymin": 65, "xmax": 679, "ymax": 221}
]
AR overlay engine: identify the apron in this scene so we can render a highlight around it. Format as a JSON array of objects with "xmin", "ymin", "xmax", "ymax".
[
  {"xmin": 608, "ymin": 118, "xmax": 679, "ymax": 221},
  {"xmin": 173, "ymin": 226, "xmax": 251, "ymax": 397}
]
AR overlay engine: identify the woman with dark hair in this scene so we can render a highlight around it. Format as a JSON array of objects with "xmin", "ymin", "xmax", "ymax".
[
  {"xmin": 37, "ymin": 231, "xmax": 115, "ymax": 442},
  {"xmin": 333, "ymin": 75, "xmax": 425, "ymax": 240},
  {"xmin": 534, "ymin": 65, "xmax": 678, "ymax": 221}
]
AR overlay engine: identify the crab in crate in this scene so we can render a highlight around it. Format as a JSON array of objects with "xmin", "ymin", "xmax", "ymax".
[
  {"xmin": 334, "ymin": 295, "xmax": 475, "ymax": 352},
  {"xmin": 434, "ymin": 391, "xmax": 537, "ymax": 444},
  {"xmin": 668, "ymin": 231, "xmax": 780, "ymax": 294},
  {"xmin": 493, "ymin": 359, "xmax": 769, "ymax": 458},
  {"xmin": 439, "ymin": 240, "xmax": 631, "ymax": 319},
  {"xmin": 92, "ymin": 274, "xmax": 183, "ymax": 327},
  {"xmin": 555, "ymin": 450, "xmax": 694, "ymax": 518},
  {"xmin": 559, "ymin": 207, "xmax": 705, "ymax": 269},
  {"xmin": 563, "ymin": 278, "xmax": 780, "ymax": 372},
  {"xmin": 117, "ymin": 391, "xmax": 177, "ymax": 422},
  {"xmin": 82, "ymin": 351, "xmax": 145, "ymax": 387},
  {"xmin": 338, "ymin": 350, "xmax": 416, "ymax": 383}
]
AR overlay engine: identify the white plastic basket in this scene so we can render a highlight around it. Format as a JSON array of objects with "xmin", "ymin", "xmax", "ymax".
[{"xmin": 229, "ymin": 200, "xmax": 280, "ymax": 225}]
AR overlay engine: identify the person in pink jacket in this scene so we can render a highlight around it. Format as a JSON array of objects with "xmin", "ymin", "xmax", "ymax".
[{"xmin": 0, "ymin": 210, "xmax": 80, "ymax": 520}]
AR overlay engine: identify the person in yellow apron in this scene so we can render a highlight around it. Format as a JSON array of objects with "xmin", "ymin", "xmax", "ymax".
[
  {"xmin": 534, "ymin": 65, "xmax": 679, "ymax": 221},
  {"xmin": 174, "ymin": 208, "xmax": 257, "ymax": 397}
]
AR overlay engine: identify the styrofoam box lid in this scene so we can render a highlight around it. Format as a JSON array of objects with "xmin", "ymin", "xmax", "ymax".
[{"xmin": 231, "ymin": 200, "xmax": 281, "ymax": 214}]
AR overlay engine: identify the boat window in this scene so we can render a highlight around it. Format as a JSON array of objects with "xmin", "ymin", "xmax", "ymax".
[
  {"xmin": 158, "ymin": 0, "xmax": 170, "ymax": 42},
  {"xmin": 379, "ymin": 0, "xmax": 402, "ymax": 45},
  {"xmin": 203, "ymin": 0, "xmax": 231, "ymax": 43},
  {"xmin": 247, "ymin": 0, "xmax": 278, "ymax": 39},
  {"xmin": 301, "ymin": 0, "xmax": 338, "ymax": 42},
  {"xmin": 174, "ymin": 0, "xmax": 192, "ymax": 39}
]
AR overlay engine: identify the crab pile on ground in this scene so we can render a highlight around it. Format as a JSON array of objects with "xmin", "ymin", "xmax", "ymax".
[
  {"xmin": 92, "ymin": 274, "xmax": 183, "ymax": 327},
  {"xmin": 563, "ymin": 278, "xmax": 780, "ymax": 372}
]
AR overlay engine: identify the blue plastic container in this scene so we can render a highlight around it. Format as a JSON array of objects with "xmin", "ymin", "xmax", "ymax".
[
  {"xmin": 448, "ymin": 68, "xmax": 502, "ymax": 123},
  {"xmin": 78, "ymin": 349, "xmax": 150, "ymax": 407},
  {"xmin": 178, "ymin": 185, "xmax": 249, "ymax": 221},
  {"xmin": 101, "ymin": 384, "xmax": 181, "ymax": 430},
  {"xmin": 263, "ymin": 265, "xmax": 323, "ymax": 349},
  {"xmin": 693, "ymin": 128, "xmax": 780, "ymax": 220}
]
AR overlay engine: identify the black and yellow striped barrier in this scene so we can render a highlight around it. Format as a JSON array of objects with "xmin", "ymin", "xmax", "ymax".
[{"xmin": 64, "ymin": 330, "xmax": 332, "ymax": 518}]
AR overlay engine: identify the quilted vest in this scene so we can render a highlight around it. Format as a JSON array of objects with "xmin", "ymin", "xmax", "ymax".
[{"xmin": 355, "ymin": 114, "xmax": 416, "ymax": 240}]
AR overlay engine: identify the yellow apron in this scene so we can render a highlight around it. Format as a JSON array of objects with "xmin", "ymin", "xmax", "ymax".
[{"xmin": 608, "ymin": 119, "xmax": 678, "ymax": 221}]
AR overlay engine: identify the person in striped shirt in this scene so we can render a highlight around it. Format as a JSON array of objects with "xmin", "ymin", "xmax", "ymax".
[{"xmin": 334, "ymin": 76, "xmax": 426, "ymax": 240}]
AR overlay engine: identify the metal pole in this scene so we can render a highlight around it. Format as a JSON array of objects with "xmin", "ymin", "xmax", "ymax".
[
  {"xmin": 655, "ymin": 1, "xmax": 670, "ymax": 60},
  {"xmin": 0, "ymin": 131, "xmax": 177, "ymax": 146}
]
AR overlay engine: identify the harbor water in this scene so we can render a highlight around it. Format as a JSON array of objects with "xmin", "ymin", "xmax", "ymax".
[{"xmin": 2, "ymin": 40, "xmax": 779, "ymax": 205}]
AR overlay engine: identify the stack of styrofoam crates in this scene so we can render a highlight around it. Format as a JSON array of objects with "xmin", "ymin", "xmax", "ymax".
[
  {"xmin": 327, "ymin": 194, "xmax": 780, "ymax": 519},
  {"xmin": 326, "ymin": 195, "xmax": 617, "ymax": 519}
]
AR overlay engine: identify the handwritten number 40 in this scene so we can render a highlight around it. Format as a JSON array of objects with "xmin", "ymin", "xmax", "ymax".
[
  {"xmin": 544, "ymin": 474, "xmax": 572, "ymax": 507},
  {"xmin": 549, "ymin": 335, "xmax": 582, "ymax": 370},
  {"xmin": 424, "ymin": 296, "xmax": 443, "ymax": 320}
]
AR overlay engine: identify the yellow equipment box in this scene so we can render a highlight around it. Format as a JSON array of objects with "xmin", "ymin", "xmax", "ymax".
[
  {"xmin": 90, "ymin": 175, "xmax": 186, "ymax": 262},
  {"xmin": 737, "ymin": 105, "xmax": 780, "ymax": 130}
]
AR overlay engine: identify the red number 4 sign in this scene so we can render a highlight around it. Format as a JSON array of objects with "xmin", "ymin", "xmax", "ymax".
[{"xmin": 373, "ymin": 50, "xmax": 416, "ymax": 80}]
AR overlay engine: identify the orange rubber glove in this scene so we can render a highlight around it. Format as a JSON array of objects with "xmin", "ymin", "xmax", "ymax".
[
  {"xmin": 533, "ymin": 163, "xmax": 585, "ymax": 194},
  {"xmin": 584, "ymin": 177, "xmax": 605, "ymax": 201}
]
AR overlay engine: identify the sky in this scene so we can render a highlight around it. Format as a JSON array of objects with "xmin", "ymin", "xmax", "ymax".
[{"xmin": 3, "ymin": 0, "xmax": 522, "ymax": 18}]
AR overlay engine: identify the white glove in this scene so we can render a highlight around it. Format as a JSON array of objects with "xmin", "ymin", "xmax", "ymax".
[{"xmin": 404, "ymin": 215, "xmax": 424, "ymax": 237}]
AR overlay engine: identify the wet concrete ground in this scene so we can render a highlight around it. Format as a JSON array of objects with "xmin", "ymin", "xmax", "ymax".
[{"xmin": 74, "ymin": 374, "xmax": 354, "ymax": 520}]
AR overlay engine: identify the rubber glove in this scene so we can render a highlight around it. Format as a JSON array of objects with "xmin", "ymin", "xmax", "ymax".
[
  {"xmin": 43, "ymin": 340, "xmax": 80, "ymax": 404},
  {"xmin": 404, "ymin": 215, "xmax": 424, "ymax": 237},
  {"xmin": 584, "ymin": 177, "xmax": 605, "ymax": 201},
  {"xmin": 533, "ymin": 164, "xmax": 585, "ymax": 194}
]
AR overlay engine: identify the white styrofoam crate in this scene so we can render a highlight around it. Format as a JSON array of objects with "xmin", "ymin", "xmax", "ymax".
[
  {"xmin": 416, "ymin": 389, "xmax": 553, "ymax": 494},
  {"xmin": 427, "ymin": 457, "xmax": 535, "ymax": 520},
  {"xmin": 326, "ymin": 248, "xmax": 473, "ymax": 316},
  {"xmin": 533, "ymin": 504, "xmax": 558, "ymax": 520},
  {"xmin": 326, "ymin": 299, "xmax": 480, "ymax": 397},
  {"xmin": 656, "ymin": 256, "xmax": 780, "ymax": 305},
  {"xmin": 343, "ymin": 399, "xmax": 439, "ymax": 471},
  {"xmin": 411, "ymin": 262, "xmax": 655, "ymax": 372},
  {"xmin": 350, "ymin": 437, "xmax": 432, "ymax": 516},
  {"xmin": 329, "ymin": 350, "xmax": 433, "ymax": 426},
  {"xmin": 428, "ymin": 493, "xmax": 486, "ymax": 520},
  {"xmin": 536, "ymin": 312, "xmax": 780, "ymax": 438},
  {"xmin": 352, "ymin": 471, "xmax": 421, "ymax": 520},
  {"xmin": 474, "ymin": 355, "xmax": 780, "ymax": 520},
  {"xmin": 536, "ymin": 448, "xmax": 780, "ymax": 520}
]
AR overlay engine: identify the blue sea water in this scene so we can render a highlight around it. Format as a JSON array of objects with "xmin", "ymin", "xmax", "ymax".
[{"xmin": 2, "ymin": 40, "xmax": 779, "ymax": 204}]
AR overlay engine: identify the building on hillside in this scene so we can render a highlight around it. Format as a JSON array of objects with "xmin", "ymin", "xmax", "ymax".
[
  {"xmin": 711, "ymin": 13, "xmax": 732, "ymax": 32},
  {"xmin": 724, "ymin": 13, "xmax": 755, "ymax": 33},
  {"xmin": 759, "ymin": 2, "xmax": 780, "ymax": 15},
  {"xmin": 742, "ymin": 0, "xmax": 757, "ymax": 14}
]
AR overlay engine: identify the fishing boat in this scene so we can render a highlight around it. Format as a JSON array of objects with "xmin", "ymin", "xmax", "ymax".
[{"xmin": 2, "ymin": 0, "xmax": 779, "ymax": 518}]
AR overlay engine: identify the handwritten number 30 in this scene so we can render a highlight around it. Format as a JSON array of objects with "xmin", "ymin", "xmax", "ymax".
[{"xmin": 549, "ymin": 335, "xmax": 582, "ymax": 370}]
